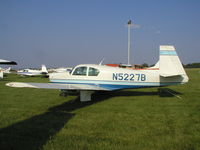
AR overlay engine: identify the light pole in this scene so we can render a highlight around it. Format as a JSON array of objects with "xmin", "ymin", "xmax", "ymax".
[{"xmin": 127, "ymin": 20, "xmax": 132, "ymax": 66}]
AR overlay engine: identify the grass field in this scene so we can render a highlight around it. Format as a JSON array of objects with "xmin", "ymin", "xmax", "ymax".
[{"xmin": 0, "ymin": 69, "xmax": 200, "ymax": 150}]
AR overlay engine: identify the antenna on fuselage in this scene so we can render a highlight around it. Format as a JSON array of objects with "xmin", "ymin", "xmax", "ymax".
[{"xmin": 99, "ymin": 58, "xmax": 105, "ymax": 65}]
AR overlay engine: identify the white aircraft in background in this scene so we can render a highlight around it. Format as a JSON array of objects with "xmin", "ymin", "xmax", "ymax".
[
  {"xmin": 6, "ymin": 45, "xmax": 189, "ymax": 102},
  {"xmin": 0, "ymin": 59, "xmax": 17, "ymax": 79},
  {"xmin": 48, "ymin": 67, "xmax": 72, "ymax": 73},
  {"xmin": 17, "ymin": 64, "xmax": 48, "ymax": 76},
  {"xmin": 0, "ymin": 67, "xmax": 11, "ymax": 73}
]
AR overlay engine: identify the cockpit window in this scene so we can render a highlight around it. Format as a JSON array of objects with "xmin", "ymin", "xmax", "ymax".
[
  {"xmin": 72, "ymin": 67, "xmax": 87, "ymax": 76},
  {"xmin": 88, "ymin": 67, "xmax": 99, "ymax": 76}
]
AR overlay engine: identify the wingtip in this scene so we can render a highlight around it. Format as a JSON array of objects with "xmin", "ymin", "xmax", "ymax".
[{"xmin": 6, "ymin": 82, "xmax": 36, "ymax": 88}]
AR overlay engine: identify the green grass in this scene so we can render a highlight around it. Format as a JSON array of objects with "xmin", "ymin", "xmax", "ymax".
[{"xmin": 0, "ymin": 69, "xmax": 200, "ymax": 150}]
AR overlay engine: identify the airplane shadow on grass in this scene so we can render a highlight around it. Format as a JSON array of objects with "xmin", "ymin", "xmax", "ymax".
[{"xmin": 0, "ymin": 88, "xmax": 182, "ymax": 150}]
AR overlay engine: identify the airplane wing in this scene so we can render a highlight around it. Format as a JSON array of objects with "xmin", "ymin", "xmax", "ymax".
[
  {"xmin": 17, "ymin": 72, "xmax": 43, "ymax": 76},
  {"xmin": 6, "ymin": 82, "xmax": 109, "ymax": 91},
  {"xmin": 0, "ymin": 59, "xmax": 17, "ymax": 65}
]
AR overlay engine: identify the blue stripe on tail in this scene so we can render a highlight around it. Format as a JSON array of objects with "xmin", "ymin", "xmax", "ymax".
[{"xmin": 160, "ymin": 50, "xmax": 177, "ymax": 56}]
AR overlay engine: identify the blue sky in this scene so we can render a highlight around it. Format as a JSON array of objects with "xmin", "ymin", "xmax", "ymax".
[{"xmin": 0, "ymin": 0, "xmax": 200, "ymax": 68}]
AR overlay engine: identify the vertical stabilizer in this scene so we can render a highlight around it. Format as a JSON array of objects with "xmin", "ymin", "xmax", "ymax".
[
  {"xmin": 4, "ymin": 67, "xmax": 11, "ymax": 73},
  {"xmin": 159, "ymin": 45, "xmax": 187, "ymax": 77},
  {"xmin": 41, "ymin": 64, "xmax": 48, "ymax": 73},
  {"xmin": 0, "ymin": 70, "xmax": 3, "ymax": 79}
]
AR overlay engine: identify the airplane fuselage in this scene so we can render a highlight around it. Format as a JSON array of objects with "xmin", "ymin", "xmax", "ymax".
[{"xmin": 49, "ymin": 64, "xmax": 188, "ymax": 91}]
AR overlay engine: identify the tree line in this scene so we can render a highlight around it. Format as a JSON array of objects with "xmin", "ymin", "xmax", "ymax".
[
  {"xmin": 140, "ymin": 63, "xmax": 200, "ymax": 68},
  {"xmin": 183, "ymin": 63, "xmax": 200, "ymax": 68}
]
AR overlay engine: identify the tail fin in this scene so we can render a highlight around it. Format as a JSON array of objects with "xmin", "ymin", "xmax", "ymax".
[
  {"xmin": 0, "ymin": 70, "xmax": 3, "ymax": 79},
  {"xmin": 159, "ymin": 45, "xmax": 187, "ymax": 77},
  {"xmin": 4, "ymin": 67, "xmax": 11, "ymax": 73},
  {"xmin": 41, "ymin": 64, "xmax": 48, "ymax": 73}
]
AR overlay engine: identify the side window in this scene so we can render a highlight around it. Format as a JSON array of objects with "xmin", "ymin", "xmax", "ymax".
[
  {"xmin": 88, "ymin": 67, "xmax": 100, "ymax": 76},
  {"xmin": 72, "ymin": 67, "xmax": 87, "ymax": 76}
]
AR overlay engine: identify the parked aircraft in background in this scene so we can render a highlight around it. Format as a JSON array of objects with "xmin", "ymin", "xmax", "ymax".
[
  {"xmin": 0, "ymin": 67, "xmax": 11, "ymax": 74},
  {"xmin": 0, "ymin": 59, "xmax": 17, "ymax": 79},
  {"xmin": 17, "ymin": 64, "xmax": 48, "ymax": 76},
  {"xmin": 6, "ymin": 45, "xmax": 189, "ymax": 102},
  {"xmin": 48, "ymin": 67, "xmax": 72, "ymax": 73}
]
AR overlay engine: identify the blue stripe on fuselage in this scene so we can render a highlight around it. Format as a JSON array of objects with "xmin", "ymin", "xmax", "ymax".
[{"xmin": 50, "ymin": 79, "xmax": 181, "ymax": 90}]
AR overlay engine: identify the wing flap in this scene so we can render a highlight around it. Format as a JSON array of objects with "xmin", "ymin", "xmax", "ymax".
[{"xmin": 6, "ymin": 82, "xmax": 108, "ymax": 91}]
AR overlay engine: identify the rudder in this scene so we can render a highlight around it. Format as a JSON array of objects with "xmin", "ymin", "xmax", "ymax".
[
  {"xmin": 159, "ymin": 45, "xmax": 187, "ymax": 77},
  {"xmin": 41, "ymin": 64, "xmax": 48, "ymax": 73}
]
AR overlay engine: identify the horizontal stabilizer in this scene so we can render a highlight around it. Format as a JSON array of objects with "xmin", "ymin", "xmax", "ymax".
[{"xmin": 160, "ymin": 74, "xmax": 181, "ymax": 77}]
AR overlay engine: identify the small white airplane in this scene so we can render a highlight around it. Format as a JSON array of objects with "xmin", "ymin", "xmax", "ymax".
[
  {"xmin": 0, "ymin": 67, "xmax": 11, "ymax": 73},
  {"xmin": 17, "ymin": 64, "xmax": 48, "ymax": 76},
  {"xmin": 48, "ymin": 67, "xmax": 72, "ymax": 73},
  {"xmin": 0, "ymin": 59, "xmax": 17, "ymax": 79},
  {"xmin": 6, "ymin": 45, "xmax": 189, "ymax": 102}
]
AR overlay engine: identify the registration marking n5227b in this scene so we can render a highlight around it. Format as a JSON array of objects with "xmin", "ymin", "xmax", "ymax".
[{"xmin": 113, "ymin": 73, "xmax": 146, "ymax": 81}]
